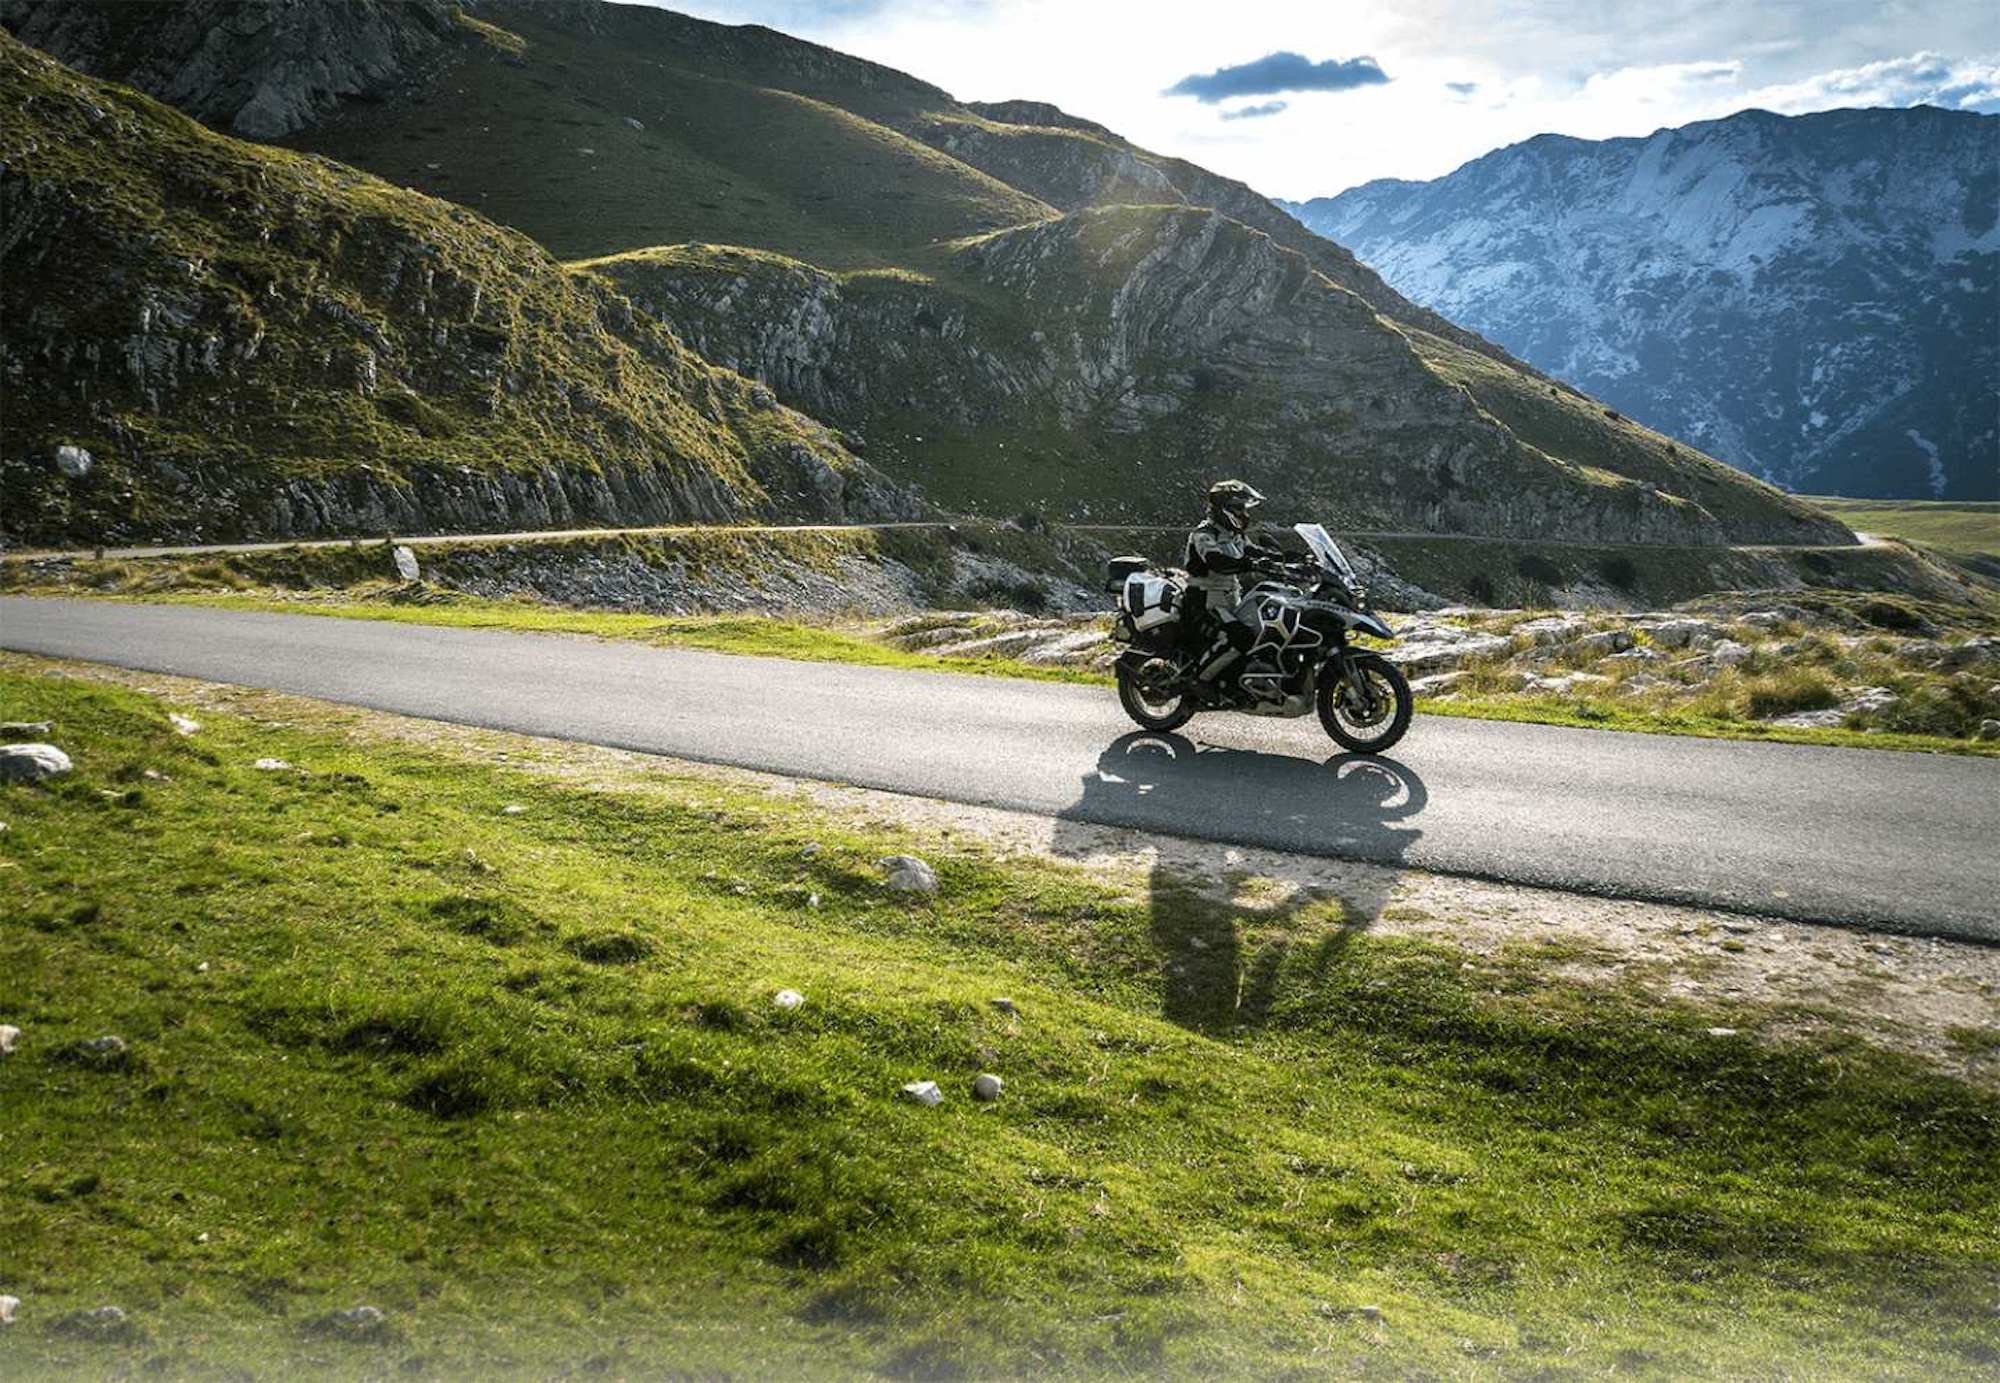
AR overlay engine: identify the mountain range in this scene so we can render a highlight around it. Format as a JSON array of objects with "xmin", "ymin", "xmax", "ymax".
[
  {"xmin": 1284, "ymin": 107, "xmax": 1999, "ymax": 502},
  {"xmin": 0, "ymin": 0, "xmax": 1849, "ymax": 550}
]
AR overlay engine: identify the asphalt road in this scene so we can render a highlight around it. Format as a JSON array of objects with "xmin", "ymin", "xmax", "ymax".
[{"xmin": 4, "ymin": 597, "xmax": 1996, "ymax": 941}]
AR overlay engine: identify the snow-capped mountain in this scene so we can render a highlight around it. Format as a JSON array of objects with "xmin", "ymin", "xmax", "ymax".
[{"xmin": 1285, "ymin": 106, "xmax": 1998, "ymax": 499}]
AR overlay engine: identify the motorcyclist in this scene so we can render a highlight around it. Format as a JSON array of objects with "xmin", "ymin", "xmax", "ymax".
[{"xmin": 1182, "ymin": 480, "xmax": 1288, "ymax": 672}]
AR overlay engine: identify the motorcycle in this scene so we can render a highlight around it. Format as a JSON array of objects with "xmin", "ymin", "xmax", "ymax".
[{"xmin": 1104, "ymin": 522, "xmax": 1413, "ymax": 752}]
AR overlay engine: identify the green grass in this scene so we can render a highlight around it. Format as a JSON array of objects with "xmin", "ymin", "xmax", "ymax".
[
  {"xmin": 286, "ymin": 7, "xmax": 1052, "ymax": 270},
  {"xmin": 1416, "ymin": 692, "xmax": 2000, "ymax": 756},
  {"xmin": 3, "ymin": 666, "xmax": 1997, "ymax": 1375},
  {"xmin": 1804, "ymin": 498, "xmax": 2000, "ymax": 562}
]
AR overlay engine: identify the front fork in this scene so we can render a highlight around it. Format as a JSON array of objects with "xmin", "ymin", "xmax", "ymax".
[{"xmin": 1330, "ymin": 648, "xmax": 1379, "ymax": 715}]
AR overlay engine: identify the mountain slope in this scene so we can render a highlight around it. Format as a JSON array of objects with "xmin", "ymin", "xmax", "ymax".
[
  {"xmin": 585, "ymin": 209, "xmax": 1786, "ymax": 540},
  {"xmin": 1, "ymin": 0, "xmax": 1852, "ymax": 549},
  {"xmin": 0, "ymin": 29, "xmax": 906, "ymax": 545},
  {"xmin": 1287, "ymin": 107, "xmax": 2000, "ymax": 501}
]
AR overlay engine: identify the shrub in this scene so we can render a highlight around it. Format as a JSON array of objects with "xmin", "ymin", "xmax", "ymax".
[
  {"xmin": 1516, "ymin": 554, "xmax": 1564, "ymax": 586},
  {"xmin": 1743, "ymin": 671, "xmax": 1839, "ymax": 720},
  {"xmin": 1877, "ymin": 684, "xmax": 1975, "ymax": 738}
]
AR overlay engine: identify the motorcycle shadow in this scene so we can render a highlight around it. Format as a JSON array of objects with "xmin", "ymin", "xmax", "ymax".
[{"xmin": 1052, "ymin": 731, "xmax": 1428, "ymax": 1036}]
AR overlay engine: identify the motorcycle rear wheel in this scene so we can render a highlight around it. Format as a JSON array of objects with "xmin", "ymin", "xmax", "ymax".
[
  {"xmin": 1117, "ymin": 665, "xmax": 1196, "ymax": 732},
  {"xmin": 1318, "ymin": 653, "xmax": 1412, "ymax": 752}
]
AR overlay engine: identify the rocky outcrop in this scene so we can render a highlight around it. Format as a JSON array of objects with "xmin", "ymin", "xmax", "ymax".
[
  {"xmin": 0, "ymin": 30, "xmax": 913, "ymax": 544},
  {"xmin": 0, "ymin": 0, "xmax": 465, "ymax": 138}
]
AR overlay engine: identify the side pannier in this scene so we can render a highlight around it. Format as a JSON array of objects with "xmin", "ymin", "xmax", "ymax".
[{"xmin": 1119, "ymin": 571, "xmax": 1184, "ymax": 632}]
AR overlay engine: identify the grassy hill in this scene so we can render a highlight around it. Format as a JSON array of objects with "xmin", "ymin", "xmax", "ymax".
[
  {"xmin": 1805, "ymin": 497, "xmax": 2000, "ymax": 566},
  {"xmin": 5, "ymin": 662, "xmax": 1998, "ymax": 1374},
  {"xmin": 0, "ymin": 27, "xmax": 908, "ymax": 546}
]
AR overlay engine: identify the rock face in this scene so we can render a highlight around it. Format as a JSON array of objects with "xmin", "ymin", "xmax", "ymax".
[
  {"xmin": 1287, "ymin": 107, "xmax": 2000, "ymax": 500},
  {"xmin": 0, "ymin": 0, "xmax": 463, "ymax": 139},
  {"xmin": 595, "ymin": 210, "xmax": 1843, "ymax": 544},
  {"xmin": 0, "ymin": 29, "xmax": 916, "ymax": 545}
]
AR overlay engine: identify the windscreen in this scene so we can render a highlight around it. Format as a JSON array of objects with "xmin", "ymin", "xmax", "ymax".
[{"xmin": 1294, "ymin": 523, "xmax": 1359, "ymax": 582}]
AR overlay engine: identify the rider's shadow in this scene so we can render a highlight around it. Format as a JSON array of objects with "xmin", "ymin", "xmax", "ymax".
[{"xmin": 1051, "ymin": 733, "xmax": 1428, "ymax": 1035}]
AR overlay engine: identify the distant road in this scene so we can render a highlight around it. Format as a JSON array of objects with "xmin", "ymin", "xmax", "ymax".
[
  {"xmin": 4, "ymin": 597, "xmax": 1994, "ymax": 942},
  {"xmin": 1, "ymin": 520, "xmax": 1879, "ymax": 563},
  {"xmin": 0, "ymin": 521, "xmax": 953, "ymax": 563}
]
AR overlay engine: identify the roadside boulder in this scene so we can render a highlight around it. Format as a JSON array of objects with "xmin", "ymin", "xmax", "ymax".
[
  {"xmin": 1842, "ymin": 686, "xmax": 1898, "ymax": 716},
  {"xmin": 0, "ymin": 744, "xmax": 72, "ymax": 784},
  {"xmin": 1513, "ymin": 615, "xmax": 1590, "ymax": 645},
  {"xmin": 901, "ymin": 1079, "xmax": 943, "ymax": 1106},
  {"xmin": 1569, "ymin": 629, "xmax": 1635, "ymax": 657},
  {"xmin": 1768, "ymin": 708, "xmax": 1846, "ymax": 729},
  {"xmin": 1393, "ymin": 633, "xmax": 1510, "ymax": 676},
  {"xmin": 1976, "ymin": 719, "xmax": 2000, "ymax": 742},
  {"xmin": 392, "ymin": 545, "xmax": 421, "ymax": 581},
  {"xmin": 1408, "ymin": 671, "xmax": 1467, "ymax": 697},
  {"xmin": 881, "ymin": 855, "xmax": 939, "ymax": 895},
  {"xmin": 1641, "ymin": 618, "xmax": 1720, "ymax": 649},
  {"xmin": 1940, "ymin": 638, "xmax": 2000, "ymax": 671}
]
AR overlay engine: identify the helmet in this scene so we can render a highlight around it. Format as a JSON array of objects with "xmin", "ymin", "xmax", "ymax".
[{"xmin": 1207, "ymin": 479, "xmax": 1264, "ymax": 533}]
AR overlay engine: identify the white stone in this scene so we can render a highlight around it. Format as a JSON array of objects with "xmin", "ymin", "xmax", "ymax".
[
  {"xmin": 1392, "ymin": 633, "xmax": 1510, "ymax": 675},
  {"xmin": 0, "ymin": 744, "xmax": 72, "ymax": 783},
  {"xmin": 1768, "ymin": 708, "xmax": 1845, "ymax": 729},
  {"xmin": 1710, "ymin": 639, "xmax": 1753, "ymax": 667},
  {"xmin": 901, "ymin": 1079, "xmax": 943, "ymax": 1106},
  {"xmin": 972, "ymin": 1072, "xmax": 1005, "ymax": 1102},
  {"xmin": 0, "ymin": 1294, "xmax": 16, "ymax": 1325},
  {"xmin": 623, "ymin": 116, "xmax": 646, "ymax": 130},
  {"xmin": 55, "ymin": 444, "xmax": 92, "ymax": 478},
  {"xmin": 1407, "ymin": 671, "xmax": 1467, "ymax": 697},
  {"xmin": 393, "ymin": 545, "xmax": 421, "ymax": 581},
  {"xmin": 1641, "ymin": 618, "xmax": 1720, "ymax": 649},
  {"xmin": 501, "ymin": 804, "xmax": 527, "ymax": 816},
  {"xmin": 252, "ymin": 757, "xmax": 292, "ymax": 771},
  {"xmin": 1706, "ymin": 1027, "xmax": 1738, "ymax": 1037},
  {"xmin": 881, "ymin": 855, "xmax": 939, "ymax": 894},
  {"xmin": 0, "ymin": 1024, "xmax": 18, "ymax": 1054},
  {"xmin": 1842, "ymin": 686, "xmax": 1897, "ymax": 715},
  {"xmin": 1514, "ymin": 615, "xmax": 1590, "ymax": 645},
  {"xmin": 169, "ymin": 714, "xmax": 201, "ymax": 736},
  {"xmin": 773, "ymin": 989, "xmax": 804, "ymax": 1010}
]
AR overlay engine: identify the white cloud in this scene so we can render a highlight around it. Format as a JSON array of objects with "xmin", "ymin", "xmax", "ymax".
[
  {"xmin": 1742, "ymin": 52, "xmax": 2000, "ymax": 112},
  {"xmin": 647, "ymin": 1, "xmax": 2000, "ymax": 198}
]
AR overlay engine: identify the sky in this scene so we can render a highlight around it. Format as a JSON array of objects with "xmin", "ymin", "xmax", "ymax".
[{"xmin": 642, "ymin": 0, "xmax": 2000, "ymax": 199}]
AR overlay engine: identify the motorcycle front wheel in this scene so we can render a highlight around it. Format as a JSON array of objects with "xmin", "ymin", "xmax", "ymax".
[
  {"xmin": 1117, "ymin": 664, "xmax": 1196, "ymax": 732},
  {"xmin": 1318, "ymin": 653, "xmax": 1412, "ymax": 752}
]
